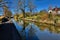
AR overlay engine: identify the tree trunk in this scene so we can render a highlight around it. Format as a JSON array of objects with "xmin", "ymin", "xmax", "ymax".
[{"xmin": 21, "ymin": 9, "xmax": 26, "ymax": 30}]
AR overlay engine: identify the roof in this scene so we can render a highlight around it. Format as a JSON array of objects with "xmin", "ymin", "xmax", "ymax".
[{"xmin": 52, "ymin": 8, "xmax": 60, "ymax": 11}]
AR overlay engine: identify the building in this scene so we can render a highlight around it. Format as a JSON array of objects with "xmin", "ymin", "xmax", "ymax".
[{"xmin": 48, "ymin": 6, "xmax": 60, "ymax": 15}]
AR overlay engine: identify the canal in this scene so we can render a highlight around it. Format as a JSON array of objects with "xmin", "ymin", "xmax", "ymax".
[{"xmin": 12, "ymin": 19, "xmax": 60, "ymax": 40}]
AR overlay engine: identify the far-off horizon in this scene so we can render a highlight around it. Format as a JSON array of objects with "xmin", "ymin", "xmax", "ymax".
[{"xmin": 0, "ymin": 0, "xmax": 60, "ymax": 40}]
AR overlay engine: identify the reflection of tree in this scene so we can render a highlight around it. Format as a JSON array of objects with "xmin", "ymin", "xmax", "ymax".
[
  {"xmin": 22, "ymin": 21, "xmax": 29, "ymax": 27},
  {"xmin": 48, "ymin": 25, "xmax": 56, "ymax": 33},
  {"xmin": 48, "ymin": 25, "xmax": 60, "ymax": 34},
  {"xmin": 28, "ymin": 24, "xmax": 36, "ymax": 38},
  {"xmin": 15, "ymin": 14, "xmax": 19, "ymax": 22},
  {"xmin": 40, "ymin": 26, "xmax": 47, "ymax": 31},
  {"xmin": 54, "ymin": 27, "xmax": 60, "ymax": 33},
  {"xmin": 16, "ymin": 0, "xmax": 36, "ymax": 39},
  {"xmin": 34, "ymin": 22, "xmax": 49, "ymax": 31},
  {"xmin": 17, "ymin": 0, "xmax": 26, "ymax": 31},
  {"xmin": 34, "ymin": 22, "xmax": 60, "ymax": 34}
]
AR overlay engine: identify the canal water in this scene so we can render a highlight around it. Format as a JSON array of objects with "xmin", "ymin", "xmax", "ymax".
[{"xmin": 12, "ymin": 19, "xmax": 60, "ymax": 40}]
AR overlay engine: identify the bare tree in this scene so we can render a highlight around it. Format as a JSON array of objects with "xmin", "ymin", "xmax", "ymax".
[
  {"xmin": 17, "ymin": 0, "xmax": 36, "ymax": 30},
  {"xmin": 16, "ymin": 0, "xmax": 37, "ymax": 40},
  {"xmin": 18, "ymin": 0, "xmax": 26, "ymax": 18},
  {"xmin": 17, "ymin": 0, "xmax": 36, "ymax": 16},
  {"xmin": 3, "ymin": 5, "xmax": 12, "ymax": 19},
  {"xmin": 28, "ymin": 0, "xmax": 36, "ymax": 15},
  {"xmin": 0, "ymin": 0, "xmax": 12, "ymax": 16},
  {"xmin": 17, "ymin": 0, "xmax": 27, "ymax": 31}
]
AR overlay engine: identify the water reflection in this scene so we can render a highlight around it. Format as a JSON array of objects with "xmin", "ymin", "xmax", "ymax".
[
  {"xmin": 12, "ymin": 19, "xmax": 60, "ymax": 40},
  {"xmin": 20, "ymin": 20, "xmax": 60, "ymax": 34},
  {"xmin": 25, "ymin": 23, "xmax": 60, "ymax": 40},
  {"xmin": 12, "ymin": 19, "xmax": 39, "ymax": 40},
  {"xmin": 34, "ymin": 22, "xmax": 60, "ymax": 34}
]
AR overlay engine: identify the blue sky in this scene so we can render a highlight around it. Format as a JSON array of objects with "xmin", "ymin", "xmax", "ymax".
[
  {"xmin": 0, "ymin": 0, "xmax": 60, "ymax": 14},
  {"xmin": 35, "ymin": 0, "xmax": 60, "ymax": 11}
]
